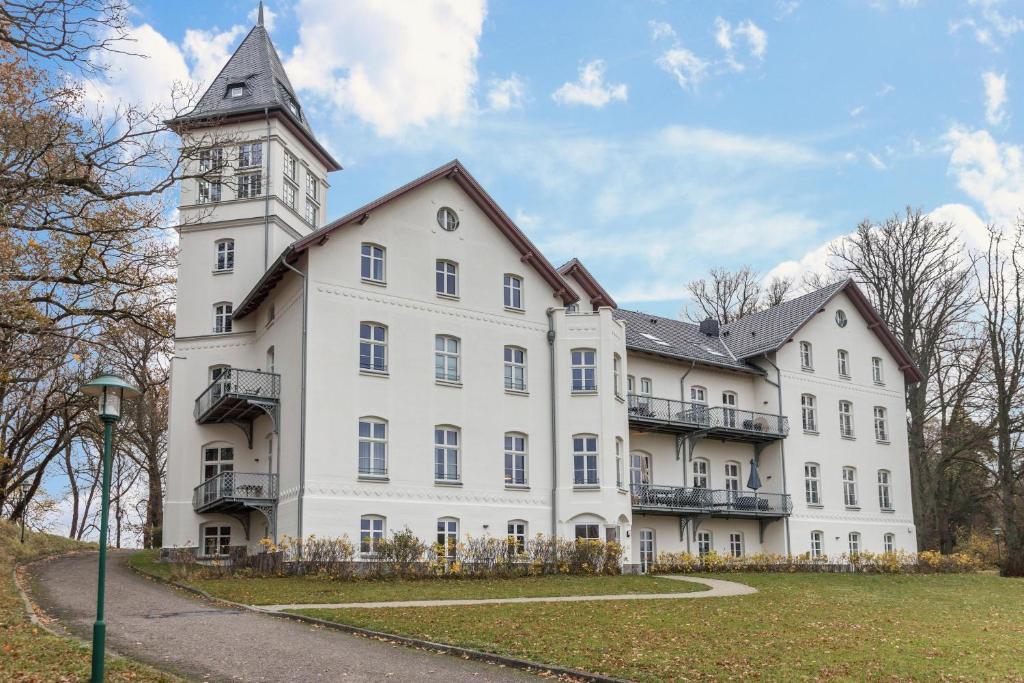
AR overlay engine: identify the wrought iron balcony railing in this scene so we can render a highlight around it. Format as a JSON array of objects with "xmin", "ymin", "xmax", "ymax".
[
  {"xmin": 631, "ymin": 484, "xmax": 793, "ymax": 517},
  {"xmin": 194, "ymin": 368, "xmax": 280, "ymax": 423},
  {"xmin": 192, "ymin": 471, "xmax": 278, "ymax": 512},
  {"xmin": 627, "ymin": 394, "xmax": 789, "ymax": 440}
]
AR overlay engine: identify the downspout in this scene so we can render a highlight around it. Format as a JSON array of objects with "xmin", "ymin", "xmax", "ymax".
[
  {"xmin": 283, "ymin": 255, "xmax": 308, "ymax": 554},
  {"xmin": 761, "ymin": 353, "xmax": 791, "ymax": 557},
  {"xmin": 678, "ymin": 360, "xmax": 695, "ymax": 555},
  {"xmin": 263, "ymin": 108, "xmax": 271, "ymax": 270},
  {"xmin": 546, "ymin": 308, "xmax": 559, "ymax": 538}
]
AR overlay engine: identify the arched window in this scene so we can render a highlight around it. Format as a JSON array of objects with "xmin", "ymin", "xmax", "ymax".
[
  {"xmin": 213, "ymin": 302, "xmax": 233, "ymax": 333},
  {"xmin": 843, "ymin": 466, "xmax": 858, "ymax": 507},
  {"xmin": 837, "ymin": 349, "xmax": 851, "ymax": 378},
  {"xmin": 437, "ymin": 517, "xmax": 459, "ymax": 559},
  {"xmin": 435, "ymin": 259, "xmax": 458, "ymax": 297},
  {"xmin": 872, "ymin": 357, "xmax": 885, "ymax": 384},
  {"xmin": 877, "ymin": 470, "xmax": 893, "ymax": 510},
  {"xmin": 360, "ymin": 243, "xmax": 386, "ymax": 283},
  {"xmin": 801, "ymin": 394, "xmax": 818, "ymax": 432},
  {"xmin": 848, "ymin": 531, "xmax": 861, "ymax": 557},
  {"xmin": 360, "ymin": 322, "xmax": 388, "ymax": 373},
  {"xmin": 360, "ymin": 514, "xmax": 386, "ymax": 554},
  {"xmin": 630, "ymin": 451, "xmax": 652, "ymax": 487},
  {"xmin": 799, "ymin": 341, "xmax": 813, "ymax": 370},
  {"xmin": 358, "ymin": 417, "xmax": 388, "ymax": 477},
  {"xmin": 721, "ymin": 391, "xmax": 738, "ymax": 428},
  {"xmin": 615, "ymin": 437, "xmax": 624, "ymax": 488},
  {"xmin": 804, "ymin": 462, "xmax": 821, "ymax": 505},
  {"xmin": 690, "ymin": 385, "xmax": 708, "ymax": 405},
  {"xmin": 570, "ymin": 349, "xmax": 597, "ymax": 392},
  {"xmin": 692, "ymin": 457, "xmax": 710, "ymax": 488},
  {"xmin": 435, "ymin": 335, "xmax": 460, "ymax": 383},
  {"xmin": 883, "ymin": 532, "xmax": 895, "ymax": 553},
  {"xmin": 504, "ymin": 432, "xmax": 528, "ymax": 486},
  {"xmin": 215, "ymin": 239, "xmax": 234, "ymax": 272},
  {"xmin": 572, "ymin": 434, "xmax": 599, "ymax": 486},
  {"xmin": 201, "ymin": 442, "xmax": 234, "ymax": 481},
  {"xmin": 613, "ymin": 353, "xmax": 623, "ymax": 398},
  {"xmin": 504, "ymin": 346, "xmax": 526, "ymax": 391},
  {"xmin": 810, "ymin": 530, "xmax": 824, "ymax": 559},
  {"xmin": 434, "ymin": 425, "xmax": 460, "ymax": 482},
  {"xmin": 507, "ymin": 520, "xmax": 527, "ymax": 554},
  {"xmin": 838, "ymin": 400, "xmax": 855, "ymax": 438}
]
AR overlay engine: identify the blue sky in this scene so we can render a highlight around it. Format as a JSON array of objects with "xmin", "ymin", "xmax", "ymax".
[{"xmin": 94, "ymin": 0, "xmax": 1024, "ymax": 317}]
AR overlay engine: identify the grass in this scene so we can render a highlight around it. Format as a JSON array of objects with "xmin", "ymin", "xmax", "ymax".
[
  {"xmin": 128, "ymin": 550, "xmax": 704, "ymax": 604},
  {"xmin": 295, "ymin": 572, "xmax": 1024, "ymax": 682},
  {"xmin": 0, "ymin": 521, "xmax": 177, "ymax": 682}
]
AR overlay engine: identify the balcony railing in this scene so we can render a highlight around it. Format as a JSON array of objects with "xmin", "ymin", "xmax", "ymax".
[
  {"xmin": 627, "ymin": 394, "xmax": 789, "ymax": 440},
  {"xmin": 192, "ymin": 471, "xmax": 278, "ymax": 512},
  {"xmin": 194, "ymin": 368, "xmax": 280, "ymax": 423},
  {"xmin": 631, "ymin": 484, "xmax": 792, "ymax": 518}
]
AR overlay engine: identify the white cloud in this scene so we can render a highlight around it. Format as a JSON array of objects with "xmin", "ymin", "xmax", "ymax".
[
  {"xmin": 867, "ymin": 152, "xmax": 888, "ymax": 170},
  {"xmin": 714, "ymin": 17, "xmax": 735, "ymax": 52},
  {"xmin": 656, "ymin": 47, "xmax": 710, "ymax": 90},
  {"xmin": 944, "ymin": 125, "xmax": 1024, "ymax": 226},
  {"xmin": 649, "ymin": 20, "xmax": 677, "ymax": 41},
  {"xmin": 850, "ymin": 105, "xmax": 865, "ymax": 117},
  {"xmin": 248, "ymin": 3, "xmax": 278, "ymax": 31},
  {"xmin": 775, "ymin": 1, "xmax": 800, "ymax": 20},
  {"xmin": 656, "ymin": 126, "xmax": 822, "ymax": 165},
  {"xmin": 182, "ymin": 24, "xmax": 247, "ymax": 86},
  {"xmin": 982, "ymin": 71, "xmax": 1008, "ymax": 125},
  {"xmin": 286, "ymin": 0, "xmax": 486, "ymax": 136},
  {"xmin": 713, "ymin": 17, "xmax": 767, "ymax": 70},
  {"xmin": 736, "ymin": 20, "xmax": 768, "ymax": 60},
  {"xmin": 552, "ymin": 59, "xmax": 628, "ymax": 108},
  {"xmin": 486, "ymin": 74, "xmax": 526, "ymax": 111},
  {"xmin": 951, "ymin": 2, "xmax": 1024, "ymax": 50}
]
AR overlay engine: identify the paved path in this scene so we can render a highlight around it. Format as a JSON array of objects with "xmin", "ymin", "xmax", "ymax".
[
  {"xmin": 26, "ymin": 551, "xmax": 536, "ymax": 682},
  {"xmin": 259, "ymin": 575, "xmax": 756, "ymax": 611}
]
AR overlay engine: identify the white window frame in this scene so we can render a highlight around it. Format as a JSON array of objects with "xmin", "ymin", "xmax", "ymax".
[
  {"xmin": 434, "ymin": 426, "xmax": 460, "ymax": 482},
  {"xmin": 848, "ymin": 531, "xmax": 861, "ymax": 556},
  {"xmin": 615, "ymin": 438, "xmax": 624, "ymax": 488},
  {"xmin": 639, "ymin": 378, "xmax": 652, "ymax": 408},
  {"xmin": 215, "ymin": 239, "xmax": 234, "ymax": 272},
  {"xmin": 202, "ymin": 443, "xmax": 234, "ymax": 480},
  {"xmin": 303, "ymin": 200, "xmax": 318, "ymax": 226},
  {"xmin": 839, "ymin": 400, "xmax": 855, "ymax": 438},
  {"xmin": 238, "ymin": 142, "xmax": 263, "ymax": 168},
  {"xmin": 630, "ymin": 451, "xmax": 652, "ymax": 487},
  {"xmin": 213, "ymin": 302, "xmax": 233, "ymax": 334},
  {"xmin": 305, "ymin": 169, "xmax": 319, "ymax": 203},
  {"xmin": 837, "ymin": 349, "xmax": 851, "ymax": 378},
  {"xmin": 435, "ymin": 260, "xmax": 458, "ymax": 298},
  {"xmin": 504, "ymin": 346, "xmax": 527, "ymax": 391},
  {"xmin": 810, "ymin": 530, "xmax": 824, "ymax": 559},
  {"xmin": 572, "ymin": 434, "xmax": 599, "ymax": 486},
  {"xmin": 570, "ymin": 349, "xmax": 597, "ymax": 392},
  {"xmin": 843, "ymin": 466, "xmax": 858, "ymax": 507},
  {"xmin": 724, "ymin": 461, "xmax": 741, "ymax": 494},
  {"xmin": 236, "ymin": 171, "xmax": 262, "ymax": 199},
  {"xmin": 282, "ymin": 182, "xmax": 296, "ymax": 209},
  {"xmin": 728, "ymin": 532, "xmax": 744, "ymax": 558},
  {"xmin": 574, "ymin": 523, "xmax": 600, "ymax": 540},
  {"xmin": 639, "ymin": 528, "xmax": 656, "ymax": 572},
  {"xmin": 283, "ymin": 151, "xmax": 297, "ymax": 181},
  {"xmin": 872, "ymin": 356, "xmax": 885, "ymax": 384},
  {"xmin": 504, "ymin": 273, "xmax": 523, "ymax": 310},
  {"xmin": 199, "ymin": 147, "xmax": 224, "ymax": 172},
  {"xmin": 799, "ymin": 341, "xmax": 813, "ymax": 370},
  {"xmin": 360, "ymin": 515, "xmax": 385, "ymax": 554},
  {"xmin": 437, "ymin": 517, "xmax": 459, "ymax": 559},
  {"xmin": 358, "ymin": 418, "xmax": 388, "ymax": 477},
  {"xmin": 883, "ymin": 532, "xmax": 895, "ymax": 553},
  {"xmin": 878, "ymin": 469, "xmax": 893, "ymax": 510},
  {"xmin": 202, "ymin": 524, "xmax": 231, "ymax": 557},
  {"xmin": 359, "ymin": 322, "xmax": 387, "ymax": 373},
  {"xmin": 507, "ymin": 520, "xmax": 527, "ymax": 554},
  {"xmin": 690, "ymin": 385, "xmax": 708, "ymax": 405},
  {"xmin": 804, "ymin": 462, "xmax": 821, "ymax": 505},
  {"xmin": 721, "ymin": 391, "xmax": 738, "ymax": 428},
  {"xmin": 504, "ymin": 432, "xmax": 528, "ymax": 487},
  {"xmin": 360, "ymin": 243, "xmax": 386, "ymax": 283},
  {"xmin": 198, "ymin": 178, "xmax": 222, "ymax": 204},
  {"xmin": 874, "ymin": 406, "xmax": 889, "ymax": 442},
  {"xmin": 435, "ymin": 335, "xmax": 460, "ymax": 383},
  {"xmin": 613, "ymin": 354, "xmax": 623, "ymax": 398},
  {"xmin": 801, "ymin": 394, "xmax": 818, "ymax": 432},
  {"xmin": 696, "ymin": 530, "xmax": 712, "ymax": 557},
  {"xmin": 692, "ymin": 457, "xmax": 709, "ymax": 488}
]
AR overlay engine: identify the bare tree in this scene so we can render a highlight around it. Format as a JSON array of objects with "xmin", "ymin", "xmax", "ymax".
[{"xmin": 683, "ymin": 266, "xmax": 765, "ymax": 324}]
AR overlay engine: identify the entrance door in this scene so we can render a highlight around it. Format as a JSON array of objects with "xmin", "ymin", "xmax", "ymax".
[{"xmin": 639, "ymin": 529, "xmax": 655, "ymax": 573}]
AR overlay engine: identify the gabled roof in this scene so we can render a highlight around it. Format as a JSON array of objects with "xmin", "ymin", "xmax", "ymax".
[
  {"xmin": 234, "ymin": 159, "xmax": 579, "ymax": 319},
  {"xmin": 558, "ymin": 258, "xmax": 617, "ymax": 309},
  {"xmin": 167, "ymin": 8, "xmax": 340, "ymax": 171},
  {"xmin": 613, "ymin": 308, "xmax": 761, "ymax": 373}
]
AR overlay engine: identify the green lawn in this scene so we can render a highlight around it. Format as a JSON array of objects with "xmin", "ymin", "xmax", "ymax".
[
  {"xmin": 129, "ymin": 551, "xmax": 704, "ymax": 604},
  {"xmin": 0, "ymin": 522, "xmax": 178, "ymax": 682},
  {"xmin": 296, "ymin": 572, "xmax": 1024, "ymax": 682}
]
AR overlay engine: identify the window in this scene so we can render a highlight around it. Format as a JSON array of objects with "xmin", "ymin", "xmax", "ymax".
[
  {"xmin": 305, "ymin": 170, "xmax": 319, "ymax": 202},
  {"xmin": 848, "ymin": 531, "xmax": 861, "ymax": 556},
  {"xmin": 360, "ymin": 515, "xmax": 385, "ymax": 554},
  {"xmin": 358, "ymin": 418, "xmax": 387, "ymax": 476},
  {"xmin": 504, "ymin": 346, "xmax": 526, "ymax": 391},
  {"xmin": 878, "ymin": 470, "xmax": 893, "ymax": 510},
  {"xmin": 435, "ymin": 260, "xmax": 458, "ymax": 297},
  {"xmin": 265, "ymin": 346, "xmax": 275, "ymax": 373},
  {"xmin": 692, "ymin": 458, "xmax": 709, "ymax": 488},
  {"xmin": 837, "ymin": 349, "xmax": 850, "ymax": 378},
  {"xmin": 839, "ymin": 400, "xmax": 854, "ymax": 438},
  {"xmin": 238, "ymin": 142, "xmax": 262, "ymax": 168},
  {"xmin": 202, "ymin": 525, "xmax": 231, "ymax": 557},
  {"xmin": 615, "ymin": 438, "xmax": 624, "ymax": 488},
  {"xmin": 435, "ymin": 335, "xmax": 460, "ymax": 383},
  {"xmin": 437, "ymin": 517, "xmax": 458, "ymax": 559},
  {"xmin": 437, "ymin": 206, "xmax": 459, "ymax": 231},
  {"xmin": 267, "ymin": 303, "xmax": 275, "ymax": 325},
  {"xmin": 202, "ymin": 445, "xmax": 234, "ymax": 480},
  {"xmin": 213, "ymin": 302, "xmax": 233, "ymax": 333},
  {"xmin": 801, "ymin": 394, "xmax": 818, "ymax": 432},
  {"xmin": 360, "ymin": 243, "xmax": 386, "ymax": 283},
  {"xmin": 359, "ymin": 323, "xmax": 387, "ymax": 372},
  {"xmin": 199, "ymin": 147, "xmax": 224, "ymax": 171},
  {"xmin": 613, "ymin": 354, "xmax": 623, "ymax": 398},
  {"xmin": 799, "ymin": 341, "xmax": 813, "ymax": 369},
  {"xmin": 198, "ymin": 178, "xmax": 221, "ymax": 203},
  {"xmin": 434, "ymin": 426, "xmax": 460, "ymax": 482},
  {"xmin": 282, "ymin": 182, "xmax": 296, "ymax": 209},
  {"xmin": 722, "ymin": 391, "xmax": 738, "ymax": 428},
  {"xmin": 570, "ymin": 349, "xmax": 596, "ymax": 392},
  {"xmin": 883, "ymin": 533, "xmax": 895, "ymax": 553},
  {"xmin": 227, "ymin": 83, "xmax": 245, "ymax": 98},
  {"xmin": 627, "ymin": 375, "xmax": 635, "ymax": 395},
  {"xmin": 872, "ymin": 357, "xmax": 885, "ymax": 384},
  {"xmin": 304, "ymin": 201, "xmax": 318, "ymax": 226},
  {"xmin": 215, "ymin": 239, "xmax": 234, "ymax": 272},
  {"xmin": 874, "ymin": 406, "xmax": 889, "ymax": 442},
  {"xmin": 237, "ymin": 171, "xmax": 262, "ymax": 198},
  {"xmin": 810, "ymin": 530, "xmax": 824, "ymax": 559},
  {"xmin": 805, "ymin": 463, "xmax": 821, "ymax": 505},
  {"xmin": 504, "ymin": 433, "xmax": 527, "ymax": 486},
  {"xmin": 724, "ymin": 461, "xmax": 740, "ymax": 494},
  {"xmin": 283, "ymin": 151, "xmax": 297, "ymax": 181},
  {"xmin": 575, "ymin": 524, "xmax": 600, "ymax": 540},
  {"xmin": 729, "ymin": 532, "xmax": 744, "ymax": 558},
  {"xmin": 573, "ymin": 434, "xmax": 599, "ymax": 486},
  {"xmin": 504, "ymin": 274, "xmax": 523, "ymax": 309},
  {"xmin": 696, "ymin": 531, "xmax": 712, "ymax": 556},
  {"xmin": 835, "ymin": 309, "xmax": 848, "ymax": 327},
  {"xmin": 630, "ymin": 451, "xmax": 652, "ymax": 487},
  {"xmin": 639, "ymin": 378, "xmax": 652, "ymax": 409},
  {"xmin": 208, "ymin": 365, "xmax": 230, "ymax": 401},
  {"xmin": 639, "ymin": 529, "xmax": 656, "ymax": 572},
  {"xmin": 507, "ymin": 521, "xmax": 527, "ymax": 554},
  {"xmin": 843, "ymin": 466, "xmax": 858, "ymax": 507}
]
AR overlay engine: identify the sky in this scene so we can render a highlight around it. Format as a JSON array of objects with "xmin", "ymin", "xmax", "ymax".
[{"xmin": 84, "ymin": 0, "xmax": 1024, "ymax": 321}]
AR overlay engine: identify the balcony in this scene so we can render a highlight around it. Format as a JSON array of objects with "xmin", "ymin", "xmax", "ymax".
[
  {"xmin": 193, "ymin": 471, "xmax": 278, "ymax": 514},
  {"xmin": 631, "ymin": 484, "xmax": 792, "ymax": 519},
  {"xmin": 627, "ymin": 394, "xmax": 789, "ymax": 443},
  {"xmin": 194, "ymin": 369, "xmax": 280, "ymax": 447}
]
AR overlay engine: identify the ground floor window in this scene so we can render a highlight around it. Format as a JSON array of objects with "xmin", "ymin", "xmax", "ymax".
[
  {"xmin": 202, "ymin": 525, "xmax": 231, "ymax": 557},
  {"xmin": 696, "ymin": 530, "xmax": 712, "ymax": 556},
  {"xmin": 639, "ymin": 529, "xmax": 655, "ymax": 573},
  {"xmin": 507, "ymin": 520, "xmax": 527, "ymax": 554},
  {"xmin": 883, "ymin": 532, "xmax": 895, "ymax": 553},
  {"xmin": 729, "ymin": 532, "xmax": 744, "ymax": 558},
  {"xmin": 575, "ymin": 523, "xmax": 600, "ymax": 540},
  {"xmin": 810, "ymin": 530, "xmax": 824, "ymax": 559},
  {"xmin": 848, "ymin": 531, "xmax": 861, "ymax": 557},
  {"xmin": 437, "ymin": 517, "xmax": 458, "ymax": 559},
  {"xmin": 360, "ymin": 515, "xmax": 385, "ymax": 554}
]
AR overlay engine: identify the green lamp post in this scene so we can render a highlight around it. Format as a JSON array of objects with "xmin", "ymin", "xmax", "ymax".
[{"xmin": 80, "ymin": 374, "xmax": 140, "ymax": 683}]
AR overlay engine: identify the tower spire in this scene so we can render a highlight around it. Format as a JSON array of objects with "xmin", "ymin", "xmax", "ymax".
[{"xmin": 257, "ymin": 1, "xmax": 264, "ymax": 26}]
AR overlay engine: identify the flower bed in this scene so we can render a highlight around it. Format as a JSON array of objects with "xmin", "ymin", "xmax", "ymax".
[{"xmin": 653, "ymin": 549, "xmax": 986, "ymax": 574}]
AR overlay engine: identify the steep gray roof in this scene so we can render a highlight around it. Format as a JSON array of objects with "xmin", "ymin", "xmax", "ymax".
[
  {"xmin": 612, "ymin": 308, "xmax": 759, "ymax": 373},
  {"xmin": 720, "ymin": 280, "xmax": 848, "ymax": 358}
]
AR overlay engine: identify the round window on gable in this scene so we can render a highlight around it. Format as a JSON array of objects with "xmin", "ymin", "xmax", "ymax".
[
  {"xmin": 437, "ymin": 207, "xmax": 459, "ymax": 231},
  {"xmin": 835, "ymin": 309, "xmax": 848, "ymax": 328}
]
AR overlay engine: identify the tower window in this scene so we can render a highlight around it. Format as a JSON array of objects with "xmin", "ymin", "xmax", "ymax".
[{"xmin": 227, "ymin": 83, "xmax": 245, "ymax": 98}]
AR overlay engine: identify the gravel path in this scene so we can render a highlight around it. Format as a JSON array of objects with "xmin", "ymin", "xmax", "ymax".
[
  {"xmin": 261, "ymin": 575, "xmax": 756, "ymax": 611},
  {"xmin": 26, "ymin": 551, "xmax": 535, "ymax": 682}
]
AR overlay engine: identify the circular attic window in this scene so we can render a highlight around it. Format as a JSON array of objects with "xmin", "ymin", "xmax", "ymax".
[
  {"xmin": 835, "ymin": 310, "xmax": 848, "ymax": 328},
  {"xmin": 437, "ymin": 207, "xmax": 459, "ymax": 231}
]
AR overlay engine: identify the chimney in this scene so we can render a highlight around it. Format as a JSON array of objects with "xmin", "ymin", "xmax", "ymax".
[{"xmin": 699, "ymin": 317, "xmax": 720, "ymax": 337}]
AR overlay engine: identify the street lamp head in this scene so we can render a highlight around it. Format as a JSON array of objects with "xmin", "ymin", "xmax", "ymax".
[{"xmin": 80, "ymin": 374, "xmax": 141, "ymax": 421}]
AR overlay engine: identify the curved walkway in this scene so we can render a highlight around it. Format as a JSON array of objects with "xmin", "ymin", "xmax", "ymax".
[{"xmin": 258, "ymin": 575, "xmax": 757, "ymax": 612}]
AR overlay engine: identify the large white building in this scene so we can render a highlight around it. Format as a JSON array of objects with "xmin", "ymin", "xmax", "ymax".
[{"xmin": 163, "ymin": 11, "xmax": 922, "ymax": 569}]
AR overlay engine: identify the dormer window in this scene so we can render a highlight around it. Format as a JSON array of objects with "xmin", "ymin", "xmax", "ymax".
[{"xmin": 227, "ymin": 83, "xmax": 246, "ymax": 98}]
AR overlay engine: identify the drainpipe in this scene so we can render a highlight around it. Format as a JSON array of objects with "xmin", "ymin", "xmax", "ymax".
[
  {"xmin": 678, "ymin": 360, "xmax": 695, "ymax": 554},
  {"xmin": 546, "ymin": 308, "xmax": 559, "ymax": 538},
  {"xmin": 263, "ymin": 108, "xmax": 271, "ymax": 270},
  {"xmin": 761, "ymin": 353, "xmax": 791, "ymax": 557},
  {"xmin": 283, "ymin": 255, "xmax": 308, "ymax": 555}
]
